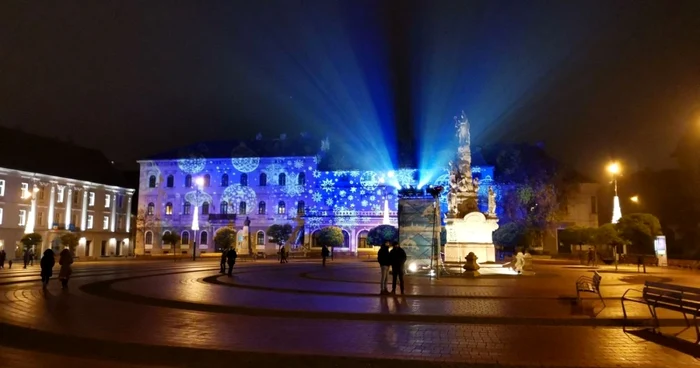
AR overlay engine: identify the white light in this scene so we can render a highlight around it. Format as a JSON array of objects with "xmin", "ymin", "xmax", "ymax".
[
  {"xmin": 191, "ymin": 205, "xmax": 200, "ymax": 231},
  {"xmin": 387, "ymin": 170, "xmax": 395, "ymax": 178},
  {"xmin": 378, "ymin": 177, "xmax": 385, "ymax": 184},
  {"xmin": 612, "ymin": 195, "xmax": 622, "ymax": 223},
  {"xmin": 408, "ymin": 262, "xmax": 418, "ymax": 273},
  {"xmin": 195, "ymin": 177, "xmax": 204, "ymax": 186}
]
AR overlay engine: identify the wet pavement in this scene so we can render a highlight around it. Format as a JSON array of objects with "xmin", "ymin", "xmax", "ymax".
[{"xmin": 0, "ymin": 259, "xmax": 698, "ymax": 367}]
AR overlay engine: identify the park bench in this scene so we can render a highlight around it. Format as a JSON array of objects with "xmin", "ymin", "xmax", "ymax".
[
  {"xmin": 621, "ymin": 281, "xmax": 700, "ymax": 343},
  {"xmin": 576, "ymin": 271, "xmax": 604, "ymax": 306}
]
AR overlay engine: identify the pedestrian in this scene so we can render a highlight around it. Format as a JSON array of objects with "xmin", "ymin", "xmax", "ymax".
[
  {"xmin": 220, "ymin": 248, "xmax": 227, "ymax": 274},
  {"xmin": 40, "ymin": 249, "xmax": 55, "ymax": 289},
  {"xmin": 513, "ymin": 251, "xmax": 525, "ymax": 274},
  {"xmin": 58, "ymin": 248, "xmax": 73, "ymax": 289},
  {"xmin": 23, "ymin": 248, "xmax": 31, "ymax": 269},
  {"xmin": 389, "ymin": 241, "xmax": 406, "ymax": 295},
  {"xmin": 29, "ymin": 249, "xmax": 34, "ymax": 266},
  {"xmin": 377, "ymin": 241, "xmax": 391, "ymax": 294},
  {"xmin": 321, "ymin": 245, "xmax": 330, "ymax": 267},
  {"xmin": 226, "ymin": 247, "xmax": 237, "ymax": 276},
  {"xmin": 280, "ymin": 246, "xmax": 289, "ymax": 264},
  {"xmin": 588, "ymin": 248, "xmax": 595, "ymax": 266},
  {"xmin": 0, "ymin": 249, "xmax": 6, "ymax": 269}
]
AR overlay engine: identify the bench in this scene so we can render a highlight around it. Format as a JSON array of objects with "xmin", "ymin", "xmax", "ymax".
[
  {"xmin": 621, "ymin": 281, "xmax": 700, "ymax": 342},
  {"xmin": 576, "ymin": 271, "xmax": 604, "ymax": 306}
]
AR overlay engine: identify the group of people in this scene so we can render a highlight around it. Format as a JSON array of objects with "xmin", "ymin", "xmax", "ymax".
[
  {"xmin": 377, "ymin": 241, "xmax": 407, "ymax": 295},
  {"xmin": 219, "ymin": 247, "xmax": 238, "ymax": 276}
]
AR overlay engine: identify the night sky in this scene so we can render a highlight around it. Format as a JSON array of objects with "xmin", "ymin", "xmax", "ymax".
[{"xmin": 2, "ymin": 1, "xmax": 700, "ymax": 180}]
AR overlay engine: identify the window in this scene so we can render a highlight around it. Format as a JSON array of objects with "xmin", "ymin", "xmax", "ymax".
[
  {"xmin": 591, "ymin": 196, "xmax": 598, "ymax": 214},
  {"xmin": 185, "ymin": 175, "xmax": 192, "ymax": 188},
  {"xmin": 145, "ymin": 231, "xmax": 153, "ymax": 245},
  {"xmin": 239, "ymin": 201, "xmax": 247, "ymax": 215},
  {"xmin": 103, "ymin": 216, "xmax": 109, "ymax": 230},
  {"xmin": 259, "ymin": 173, "xmax": 267, "ymax": 186},
  {"xmin": 0, "ymin": 207, "xmax": 3, "ymax": 225},
  {"xmin": 57, "ymin": 186, "xmax": 65, "ymax": 203},
  {"xmin": 117, "ymin": 194, "xmax": 124, "ymax": 208},
  {"xmin": 183, "ymin": 202, "xmax": 191, "ymax": 215},
  {"xmin": 165, "ymin": 202, "xmax": 173, "ymax": 215},
  {"xmin": 105, "ymin": 194, "xmax": 111, "ymax": 208},
  {"xmin": 148, "ymin": 175, "xmax": 157, "ymax": 188},
  {"xmin": 39, "ymin": 187, "xmax": 45, "ymax": 200},
  {"xmin": 221, "ymin": 174, "xmax": 229, "ymax": 187},
  {"xmin": 220, "ymin": 202, "xmax": 228, "ymax": 214},
  {"xmin": 73, "ymin": 192, "xmax": 79, "ymax": 205},
  {"xmin": 202, "ymin": 201, "xmax": 210, "ymax": 215},
  {"xmin": 166, "ymin": 175, "xmax": 174, "ymax": 188},
  {"xmin": 21, "ymin": 182, "xmax": 29, "ymax": 198},
  {"xmin": 240, "ymin": 173, "xmax": 248, "ymax": 186},
  {"xmin": 298, "ymin": 172, "xmax": 305, "ymax": 186},
  {"xmin": 18, "ymin": 209, "xmax": 26, "ymax": 226},
  {"xmin": 38, "ymin": 212, "xmax": 43, "ymax": 227},
  {"xmin": 87, "ymin": 215, "xmax": 93, "ymax": 229},
  {"xmin": 256, "ymin": 231, "xmax": 265, "ymax": 245},
  {"xmin": 278, "ymin": 173, "xmax": 286, "ymax": 186},
  {"xmin": 297, "ymin": 201, "xmax": 305, "ymax": 215},
  {"xmin": 200, "ymin": 231, "xmax": 208, "ymax": 245},
  {"xmin": 181, "ymin": 231, "xmax": 190, "ymax": 245},
  {"xmin": 88, "ymin": 192, "xmax": 95, "ymax": 206},
  {"xmin": 278, "ymin": 201, "xmax": 286, "ymax": 215},
  {"xmin": 258, "ymin": 201, "xmax": 266, "ymax": 215},
  {"xmin": 203, "ymin": 174, "xmax": 211, "ymax": 187},
  {"xmin": 147, "ymin": 202, "xmax": 155, "ymax": 216},
  {"xmin": 358, "ymin": 230, "xmax": 370, "ymax": 248},
  {"xmin": 0, "ymin": 179, "xmax": 4, "ymax": 196}
]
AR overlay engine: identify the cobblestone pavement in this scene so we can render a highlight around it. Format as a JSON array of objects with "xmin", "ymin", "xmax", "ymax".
[{"xmin": 0, "ymin": 259, "xmax": 698, "ymax": 367}]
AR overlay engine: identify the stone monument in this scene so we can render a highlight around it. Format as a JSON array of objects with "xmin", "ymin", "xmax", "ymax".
[{"xmin": 444, "ymin": 112, "xmax": 499, "ymax": 263}]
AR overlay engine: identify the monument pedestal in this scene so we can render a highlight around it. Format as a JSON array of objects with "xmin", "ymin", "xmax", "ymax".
[{"xmin": 444, "ymin": 212, "xmax": 498, "ymax": 263}]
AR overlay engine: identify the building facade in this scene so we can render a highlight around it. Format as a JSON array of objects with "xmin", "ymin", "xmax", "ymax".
[{"xmin": 0, "ymin": 167, "xmax": 134, "ymax": 259}]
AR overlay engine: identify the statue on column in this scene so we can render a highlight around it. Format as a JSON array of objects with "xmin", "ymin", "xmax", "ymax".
[
  {"xmin": 488, "ymin": 186, "xmax": 497, "ymax": 216},
  {"xmin": 455, "ymin": 111, "xmax": 470, "ymax": 147}
]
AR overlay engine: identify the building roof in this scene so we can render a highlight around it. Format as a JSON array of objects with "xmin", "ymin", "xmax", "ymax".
[
  {"xmin": 0, "ymin": 126, "xmax": 131, "ymax": 188},
  {"xmin": 147, "ymin": 137, "xmax": 321, "ymax": 161}
]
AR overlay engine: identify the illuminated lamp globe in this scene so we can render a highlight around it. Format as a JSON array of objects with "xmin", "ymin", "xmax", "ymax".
[
  {"xmin": 195, "ymin": 177, "xmax": 205, "ymax": 187},
  {"xmin": 606, "ymin": 162, "xmax": 621, "ymax": 175}
]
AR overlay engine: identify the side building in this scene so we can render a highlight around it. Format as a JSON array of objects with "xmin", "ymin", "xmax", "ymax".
[{"xmin": 0, "ymin": 127, "xmax": 135, "ymax": 259}]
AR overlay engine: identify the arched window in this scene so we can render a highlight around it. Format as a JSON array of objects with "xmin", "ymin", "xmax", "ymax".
[
  {"xmin": 220, "ymin": 202, "xmax": 228, "ymax": 214},
  {"xmin": 181, "ymin": 231, "xmax": 190, "ymax": 245},
  {"xmin": 358, "ymin": 230, "xmax": 370, "ymax": 248},
  {"xmin": 203, "ymin": 174, "xmax": 211, "ymax": 187},
  {"xmin": 297, "ymin": 201, "xmax": 305, "ymax": 215},
  {"xmin": 202, "ymin": 201, "xmax": 210, "ymax": 215},
  {"xmin": 258, "ymin": 201, "xmax": 266, "ymax": 215},
  {"xmin": 166, "ymin": 175, "xmax": 174, "ymax": 188},
  {"xmin": 148, "ymin": 175, "xmax": 156, "ymax": 188},
  {"xmin": 145, "ymin": 231, "xmax": 153, "ymax": 245},
  {"xmin": 163, "ymin": 230, "xmax": 171, "ymax": 243},
  {"xmin": 147, "ymin": 202, "xmax": 155, "ymax": 216},
  {"xmin": 240, "ymin": 173, "xmax": 248, "ymax": 186},
  {"xmin": 185, "ymin": 175, "xmax": 192, "ymax": 188},
  {"xmin": 341, "ymin": 230, "xmax": 350, "ymax": 248},
  {"xmin": 312, "ymin": 230, "xmax": 321, "ymax": 247},
  {"xmin": 278, "ymin": 201, "xmax": 286, "ymax": 215},
  {"xmin": 165, "ymin": 202, "xmax": 173, "ymax": 215},
  {"xmin": 221, "ymin": 174, "xmax": 229, "ymax": 187},
  {"xmin": 278, "ymin": 173, "xmax": 286, "ymax": 186},
  {"xmin": 239, "ymin": 201, "xmax": 247, "ymax": 215},
  {"xmin": 298, "ymin": 172, "xmax": 306, "ymax": 186},
  {"xmin": 259, "ymin": 173, "xmax": 267, "ymax": 186},
  {"xmin": 256, "ymin": 231, "xmax": 265, "ymax": 245},
  {"xmin": 200, "ymin": 231, "xmax": 208, "ymax": 245},
  {"xmin": 183, "ymin": 202, "xmax": 191, "ymax": 215}
]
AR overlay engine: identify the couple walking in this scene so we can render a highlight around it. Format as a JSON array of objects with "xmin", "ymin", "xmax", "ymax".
[
  {"xmin": 377, "ymin": 241, "xmax": 407, "ymax": 295},
  {"xmin": 40, "ymin": 248, "xmax": 73, "ymax": 289},
  {"xmin": 219, "ymin": 248, "xmax": 237, "ymax": 276}
]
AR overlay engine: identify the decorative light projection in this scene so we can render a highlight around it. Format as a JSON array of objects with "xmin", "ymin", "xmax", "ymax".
[
  {"xmin": 263, "ymin": 163, "xmax": 287, "ymax": 184},
  {"xmin": 177, "ymin": 154, "xmax": 206, "ymax": 174},
  {"xmin": 221, "ymin": 185, "xmax": 257, "ymax": 214},
  {"xmin": 231, "ymin": 157, "xmax": 260, "ymax": 173},
  {"xmin": 185, "ymin": 191, "xmax": 213, "ymax": 206},
  {"xmin": 359, "ymin": 171, "xmax": 379, "ymax": 191},
  {"xmin": 396, "ymin": 169, "xmax": 416, "ymax": 188}
]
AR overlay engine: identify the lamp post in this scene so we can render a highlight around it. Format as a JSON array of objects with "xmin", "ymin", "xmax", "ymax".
[
  {"xmin": 191, "ymin": 177, "xmax": 204, "ymax": 261},
  {"xmin": 607, "ymin": 161, "xmax": 622, "ymax": 223}
]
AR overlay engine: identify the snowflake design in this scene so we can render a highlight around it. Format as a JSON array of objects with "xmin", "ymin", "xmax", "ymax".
[
  {"xmin": 372, "ymin": 204, "xmax": 381, "ymax": 212},
  {"xmin": 231, "ymin": 157, "xmax": 260, "ymax": 173},
  {"xmin": 335, "ymin": 216, "xmax": 357, "ymax": 228},
  {"xmin": 293, "ymin": 160, "xmax": 304, "ymax": 169},
  {"xmin": 360, "ymin": 171, "xmax": 378, "ymax": 191},
  {"xmin": 287, "ymin": 161, "xmax": 293, "ymax": 166},
  {"xmin": 360, "ymin": 190, "xmax": 366, "ymax": 195},
  {"xmin": 348, "ymin": 195, "xmax": 354, "ymax": 201},
  {"xmin": 321, "ymin": 179, "xmax": 335, "ymax": 193},
  {"xmin": 313, "ymin": 170, "xmax": 322, "ymax": 178},
  {"xmin": 433, "ymin": 173, "xmax": 450, "ymax": 204},
  {"xmin": 184, "ymin": 191, "xmax": 213, "ymax": 206},
  {"xmin": 361, "ymin": 200, "xmax": 369, "ymax": 207},
  {"xmin": 350, "ymin": 171, "xmax": 361, "ymax": 177},
  {"xmin": 326, "ymin": 198, "xmax": 334, "ymax": 206},
  {"xmin": 306, "ymin": 216, "xmax": 323, "ymax": 230},
  {"xmin": 283, "ymin": 183, "xmax": 305, "ymax": 197},
  {"xmin": 308, "ymin": 189, "xmax": 314, "ymax": 194},
  {"xmin": 312, "ymin": 192, "xmax": 323, "ymax": 202},
  {"xmin": 350, "ymin": 187, "xmax": 357, "ymax": 193},
  {"xmin": 396, "ymin": 169, "xmax": 415, "ymax": 188},
  {"xmin": 263, "ymin": 164, "xmax": 286, "ymax": 184},
  {"xmin": 220, "ymin": 184, "xmax": 257, "ymax": 214},
  {"xmin": 339, "ymin": 190, "xmax": 347, "ymax": 197},
  {"xmin": 333, "ymin": 170, "xmax": 349, "ymax": 177},
  {"xmin": 370, "ymin": 195, "xmax": 376, "ymax": 201},
  {"xmin": 313, "ymin": 155, "xmax": 320, "ymax": 164},
  {"xmin": 177, "ymin": 155, "xmax": 206, "ymax": 174},
  {"xmin": 308, "ymin": 166, "xmax": 313, "ymax": 171},
  {"xmin": 376, "ymin": 189, "xmax": 382, "ymax": 196}
]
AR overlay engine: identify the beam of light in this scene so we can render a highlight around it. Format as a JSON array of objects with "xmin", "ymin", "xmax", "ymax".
[
  {"xmin": 612, "ymin": 195, "xmax": 622, "ymax": 224},
  {"xmin": 191, "ymin": 205, "xmax": 199, "ymax": 231}
]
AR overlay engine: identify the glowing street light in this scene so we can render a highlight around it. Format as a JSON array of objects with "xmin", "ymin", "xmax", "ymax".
[
  {"xmin": 191, "ymin": 177, "xmax": 204, "ymax": 261},
  {"xmin": 630, "ymin": 195, "xmax": 639, "ymax": 203},
  {"xmin": 607, "ymin": 161, "xmax": 622, "ymax": 223}
]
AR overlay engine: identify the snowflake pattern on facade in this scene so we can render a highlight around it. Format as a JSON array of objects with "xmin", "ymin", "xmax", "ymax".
[
  {"xmin": 396, "ymin": 169, "xmax": 416, "ymax": 188},
  {"xmin": 177, "ymin": 155, "xmax": 206, "ymax": 174},
  {"xmin": 321, "ymin": 179, "xmax": 335, "ymax": 193},
  {"xmin": 263, "ymin": 163, "xmax": 286, "ymax": 184},
  {"xmin": 221, "ymin": 184, "xmax": 257, "ymax": 213},
  {"xmin": 312, "ymin": 192, "xmax": 323, "ymax": 202},
  {"xmin": 184, "ymin": 191, "xmax": 213, "ymax": 206},
  {"xmin": 360, "ymin": 171, "xmax": 379, "ymax": 191},
  {"xmin": 312, "ymin": 170, "xmax": 321, "ymax": 178},
  {"xmin": 231, "ymin": 156, "xmax": 260, "ymax": 173},
  {"xmin": 294, "ymin": 160, "xmax": 304, "ymax": 169}
]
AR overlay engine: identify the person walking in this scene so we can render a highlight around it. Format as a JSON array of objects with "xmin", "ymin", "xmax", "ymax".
[
  {"xmin": 40, "ymin": 249, "xmax": 55, "ymax": 289},
  {"xmin": 321, "ymin": 245, "xmax": 330, "ymax": 267},
  {"xmin": 279, "ymin": 246, "xmax": 287, "ymax": 264},
  {"xmin": 220, "ymin": 248, "xmax": 228, "ymax": 274},
  {"xmin": 0, "ymin": 249, "xmax": 6, "ymax": 269},
  {"xmin": 389, "ymin": 241, "xmax": 406, "ymax": 295},
  {"xmin": 226, "ymin": 247, "xmax": 237, "ymax": 276},
  {"xmin": 29, "ymin": 249, "xmax": 34, "ymax": 266},
  {"xmin": 58, "ymin": 248, "xmax": 73, "ymax": 289},
  {"xmin": 377, "ymin": 241, "xmax": 391, "ymax": 294},
  {"xmin": 23, "ymin": 248, "xmax": 31, "ymax": 269}
]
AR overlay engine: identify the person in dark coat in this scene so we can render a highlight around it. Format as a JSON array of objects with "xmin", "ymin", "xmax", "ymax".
[
  {"xmin": 40, "ymin": 249, "xmax": 55, "ymax": 289},
  {"xmin": 58, "ymin": 248, "xmax": 73, "ymax": 289},
  {"xmin": 389, "ymin": 241, "xmax": 407, "ymax": 295},
  {"xmin": 23, "ymin": 248, "xmax": 31, "ymax": 269},
  {"xmin": 321, "ymin": 245, "xmax": 330, "ymax": 266},
  {"xmin": 0, "ymin": 250, "xmax": 6, "ymax": 269},
  {"xmin": 226, "ymin": 248, "xmax": 237, "ymax": 276},
  {"xmin": 377, "ymin": 241, "xmax": 391, "ymax": 294},
  {"xmin": 220, "ymin": 249, "xmax": 227, "ymax": 274}
]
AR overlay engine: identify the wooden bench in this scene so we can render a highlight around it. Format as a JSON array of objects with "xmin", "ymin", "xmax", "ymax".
[
  {"xmin": 621, "ymin": 281, "xmax": 700, "ymax": 342},
  {"xmin": 576, "ymin": 271, "xmax": 604, "ymax": 306}
]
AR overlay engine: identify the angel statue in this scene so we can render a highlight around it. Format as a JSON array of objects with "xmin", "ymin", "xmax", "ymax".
[
  {"xmin": 454, "ymin": 112, "xmax": 470, "ymax": 146},
  {"xmin": 488, "ymin": 186, "xmax": 497, "ymax": 215}
]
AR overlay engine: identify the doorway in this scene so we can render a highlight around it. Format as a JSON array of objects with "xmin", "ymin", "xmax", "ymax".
[
  {"xmin": 85, "ymin": 240, "xmax": 92, "ymax": 257},
  {"xmin": 101, "ymin": 241, "xmax": 107, "ymax": 256},
  {"xmin": 116, "ymin": 241, "xmax": 121, "ymax": 256}
]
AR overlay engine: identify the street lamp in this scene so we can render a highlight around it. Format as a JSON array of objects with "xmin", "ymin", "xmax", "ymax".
[
  {"xmin": 630, "ymin": 195, "xmax": 639, "ymax": 203},
  {"xmin": 191, "ymin": 177, "xmax": 204, "ymax": 261},
  {"xmin": 607, "ymin": 161, "xmax": 622, "ymax": 223}
]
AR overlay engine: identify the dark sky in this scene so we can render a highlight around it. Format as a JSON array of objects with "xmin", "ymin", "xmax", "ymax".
[{"xmin": 1, "ymin": 1, "xmax": 700, "ymax": 180}]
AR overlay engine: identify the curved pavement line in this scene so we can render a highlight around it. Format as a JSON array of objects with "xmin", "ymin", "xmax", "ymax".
[
  {"xmin": 0, "ymin": 266, "xmax": 221, "ymax": 286},
  {"xmin": 77, "ymin": 268, "xmax": 676, "ymax": 327}
]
